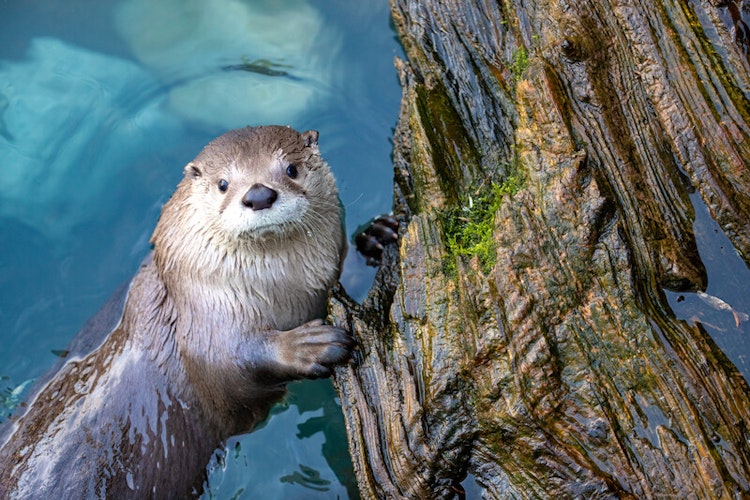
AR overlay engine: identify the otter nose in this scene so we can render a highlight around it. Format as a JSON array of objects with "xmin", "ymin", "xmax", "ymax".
[{"xmin": 242, "ymin": 184, "xmax": 278, "ymax": 211}]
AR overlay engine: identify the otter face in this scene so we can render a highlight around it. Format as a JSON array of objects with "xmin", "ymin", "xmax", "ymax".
[
  {"xmin": 151, "ymin": 126, "xmax": 343, "ymax": 293},
  {"xmin": 183, "ymin": 126, "xmax": 331, "ymax": 241}
]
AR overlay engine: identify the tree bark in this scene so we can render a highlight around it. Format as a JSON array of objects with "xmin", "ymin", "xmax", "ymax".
[{"xmin": 331, "ymin": 0, "xmax": 750, "ymax": 497}]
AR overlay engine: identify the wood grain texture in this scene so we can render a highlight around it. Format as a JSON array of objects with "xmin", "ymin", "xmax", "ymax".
[{"xmin": 332, "ymin": 1, "xmax": 750, "ymax": 497}]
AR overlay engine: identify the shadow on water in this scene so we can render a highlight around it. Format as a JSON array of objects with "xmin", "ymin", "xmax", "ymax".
[
  {"xmin": 665, "ymin": 192, "xmax": 750, "ymax": 381},
  {"xmin": 204, "ymin": 380, "xmax": 360, "ymax": 499}
]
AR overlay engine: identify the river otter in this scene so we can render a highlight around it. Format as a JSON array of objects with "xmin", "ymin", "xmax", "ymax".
[{"xmin": 0, "ymin": 126, "xmax": 354, "ymax": 498}]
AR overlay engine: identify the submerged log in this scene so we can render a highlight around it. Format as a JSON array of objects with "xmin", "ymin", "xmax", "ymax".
[{"xmin": 332, "ymin": 0, "xmax": 750, "ymax": 497}]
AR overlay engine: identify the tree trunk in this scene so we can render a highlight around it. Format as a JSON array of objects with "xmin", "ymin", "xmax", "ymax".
[{"xmin": 331, "ymin": 0, "xmax": 750, "ymax": 497}]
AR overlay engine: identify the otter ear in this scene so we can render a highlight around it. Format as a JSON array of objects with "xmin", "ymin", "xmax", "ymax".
[
  {"xmin": 301, "ymin": 130, "xmax": 319, "ymax": 149},
  {"xmin": 184, "ymin": 162, "xmax": 202, "ymax": 179}
]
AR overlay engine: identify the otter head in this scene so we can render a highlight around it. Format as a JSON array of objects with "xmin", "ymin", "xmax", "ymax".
[
  {"xmin": 189, "ymin": 126, "xmax": 335, "ymax": 240},
  {"xmin": 151, "ymin": 126, "xmax": 343, "ymax": 284}
]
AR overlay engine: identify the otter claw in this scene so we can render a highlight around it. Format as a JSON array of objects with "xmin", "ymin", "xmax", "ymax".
[{"xmin": 355, "ymin": 215, "xmax": 399, "ymax": 266}]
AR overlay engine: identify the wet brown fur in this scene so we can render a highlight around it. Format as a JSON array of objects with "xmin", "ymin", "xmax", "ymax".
[{"xmin": 0, "ymin": 126, "xmax": 351, "ymax": 498}]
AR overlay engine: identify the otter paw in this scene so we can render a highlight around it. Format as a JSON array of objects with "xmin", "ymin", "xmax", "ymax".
[
  {"xmin": 355, "ymin": 215, "xmax": 399, "ymax": 266},
  {"xmin": 275, "ymin": 319, "xmax": 355, "ymax": 379}
]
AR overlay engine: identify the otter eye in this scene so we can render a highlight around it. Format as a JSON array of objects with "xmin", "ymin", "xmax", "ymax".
[
  {"xmin": 217, "ymin": 179, "xmax": 229, "ymax": 192},
  {"xmin": 286, "ymin": 164, "xmax": 299, "ymax": 179}
]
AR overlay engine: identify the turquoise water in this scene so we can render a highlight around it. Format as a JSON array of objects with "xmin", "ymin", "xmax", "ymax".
[{"xmin": 0, "ymin": 0, "xmax": 402, "ymax": 497}]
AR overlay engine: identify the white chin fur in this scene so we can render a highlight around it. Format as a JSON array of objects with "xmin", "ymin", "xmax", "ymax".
[{"xmin": 222, "ymin": 195, "xmax": 308, "ymax": 238}]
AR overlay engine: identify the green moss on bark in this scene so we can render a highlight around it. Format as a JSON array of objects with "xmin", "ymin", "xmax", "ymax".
[{"xmin": 441, "ymin": 170, "xmax": 524, "ymax": 275}]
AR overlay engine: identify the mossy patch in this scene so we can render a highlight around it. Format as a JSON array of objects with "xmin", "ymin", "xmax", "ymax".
[
  {"xmin": 510, "ymin": 48, "xmax": 529, "ymax": 82},
  {"xmin": 441, "ymin": 170, "xmax": 524, "ymax": 275}
]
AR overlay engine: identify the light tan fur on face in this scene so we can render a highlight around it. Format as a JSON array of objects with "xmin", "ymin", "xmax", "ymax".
[{"xmin": 212, "ymin": 148, "xmax": 310, "ymax": 237}]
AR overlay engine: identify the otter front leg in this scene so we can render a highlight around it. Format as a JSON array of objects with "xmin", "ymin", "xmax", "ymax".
[{"xmin": 257, "ymin": 319, "xmax": 355, "ymax": 382}]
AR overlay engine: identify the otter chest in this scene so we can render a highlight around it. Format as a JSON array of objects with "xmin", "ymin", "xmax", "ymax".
[{"xmin": 224, "ymin": 249, "xmax": 337, "ymax": 331}]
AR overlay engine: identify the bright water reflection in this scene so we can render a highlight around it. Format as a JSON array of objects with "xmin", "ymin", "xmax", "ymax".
[{"xmin": 0, "ymin": 0, "xmax": 402, "ymax": 497}]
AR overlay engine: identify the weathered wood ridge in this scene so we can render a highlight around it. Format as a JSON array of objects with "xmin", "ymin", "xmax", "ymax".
[{"xmin": 332, "ymin": 0, "xmax": 750, "ymax": 497}]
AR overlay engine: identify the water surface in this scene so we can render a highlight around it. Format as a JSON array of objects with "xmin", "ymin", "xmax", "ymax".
[{"xmin": 665, "ymin": 192, "xmax": 750, "ymax": 380}]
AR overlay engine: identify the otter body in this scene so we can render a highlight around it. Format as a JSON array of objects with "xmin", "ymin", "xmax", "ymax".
[{"xmin": 0, "ymin": 126, "xmax": 352, "ymax": 498}]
